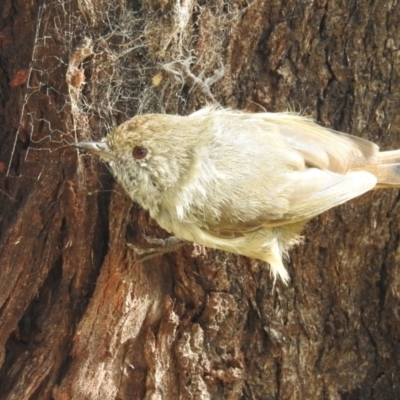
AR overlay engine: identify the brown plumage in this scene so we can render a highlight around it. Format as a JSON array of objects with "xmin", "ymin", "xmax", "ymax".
[{"xmin": 74, "ymin": 107, "xmax": 400, "ymax": 284}]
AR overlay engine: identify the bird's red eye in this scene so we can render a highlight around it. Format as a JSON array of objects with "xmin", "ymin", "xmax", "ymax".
[{"xmin": 132, "ymin": 146, "xmax": 148, "ymax": 159}]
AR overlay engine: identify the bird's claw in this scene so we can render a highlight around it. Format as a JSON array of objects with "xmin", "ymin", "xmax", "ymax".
[{"xmin": 127, "ymin": 235, "xmax": 187, "ymax": 262}]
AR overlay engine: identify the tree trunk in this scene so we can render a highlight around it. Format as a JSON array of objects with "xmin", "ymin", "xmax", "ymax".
[{"xmin": 0, "ymin": 0, "xmax": 399, "ymax": 399}]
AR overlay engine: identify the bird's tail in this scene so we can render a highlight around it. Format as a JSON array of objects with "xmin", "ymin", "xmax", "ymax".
[{"xmin": 368, "ymin": 150, "xmax": 400, "ymax": 188}]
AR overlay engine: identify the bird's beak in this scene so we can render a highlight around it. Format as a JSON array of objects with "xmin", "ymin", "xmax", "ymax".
[{"xmin": 73, "ymin": 141, "xmax": 114, "ymax": 160}]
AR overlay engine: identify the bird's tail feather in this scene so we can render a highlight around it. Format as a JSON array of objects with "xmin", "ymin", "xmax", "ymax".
[{"xmin": 367, "ymin": 150, "xmax": 400, "ymax": 188}]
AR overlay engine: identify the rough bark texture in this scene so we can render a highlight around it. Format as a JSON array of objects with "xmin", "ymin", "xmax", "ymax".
[{"xmin": 0, "ymin": 0, "xmax": 400, "ymax": 399}]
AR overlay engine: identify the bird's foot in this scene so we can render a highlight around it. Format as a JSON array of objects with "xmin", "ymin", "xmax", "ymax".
[{"xmin": 128, "ymin": 235, "xmax": 187, "ymax": 262}]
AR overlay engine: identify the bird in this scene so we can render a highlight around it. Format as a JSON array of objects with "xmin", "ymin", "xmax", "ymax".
[{"xmin": 73, "ymin": 107, "xmax": 400, "ymax": 284}]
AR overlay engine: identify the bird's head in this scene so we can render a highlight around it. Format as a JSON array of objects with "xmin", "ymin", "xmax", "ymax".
[{"xmin": 74, "ymin": 113, "xmax": 204, "ymax": 212}]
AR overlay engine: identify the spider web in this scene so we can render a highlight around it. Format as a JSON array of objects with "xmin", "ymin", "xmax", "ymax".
[{"xmin": 5, "ymin": 0, "xmax": 248, "ymax": 185}]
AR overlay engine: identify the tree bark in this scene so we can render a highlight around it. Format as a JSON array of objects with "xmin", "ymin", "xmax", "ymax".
[{"xmin": 0, "ymin": 0, "xmax": 399, "ymax": 399}]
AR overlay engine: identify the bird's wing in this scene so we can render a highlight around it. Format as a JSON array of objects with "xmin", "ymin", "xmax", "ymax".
[
  {"xmin": 192, "ymin": 107, "xmax": 379, "ymax": 171},
  {"xmin": 205, "ymin": 169, "xmax": 377, "ymax": 238},
  {"xmin": 186, "ymin": 111, "xmax": 379, "ymax": 236},
  {"xmin": 264, "ymin": 168, "xmax": 376, "ymax": 225},
  {"xmin": 242, "ymin": 111, "xmax": 379, "ymax": 172}
]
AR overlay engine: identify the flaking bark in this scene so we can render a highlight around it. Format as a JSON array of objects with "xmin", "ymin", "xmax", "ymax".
[{"xmin": 0, "ymin": 0, "xmax": 399, "ymax": 399}]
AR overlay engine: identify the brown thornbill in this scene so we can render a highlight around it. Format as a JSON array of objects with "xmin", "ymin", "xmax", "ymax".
[{"xmin": 74, "ymin": 107, "xmax": 400, "ymax": 284}]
